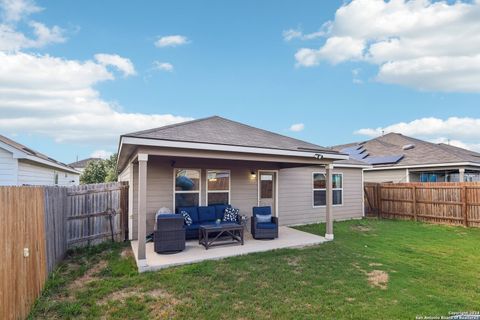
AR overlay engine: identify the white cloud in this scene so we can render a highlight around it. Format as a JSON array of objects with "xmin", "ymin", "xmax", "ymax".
[
  {"xmin": 292, "ymin": 0, "xmax": 480, "ymax": 92},
  {"xmin": 355, "ymin": 117, "xmax": 480, "ymax": 152},
  {"xmin": 0, "ymin": 0, "xmax": 65, "ymax": 51},
  {"xmin": 283, "ymin": 23, "xmax": 331, "ymax": 41},
  {"xmin": 0, "ymin": 51, "xmax": 193, "ymax": 143},
  {"xmin": 0, "ymin": 0, "xmax": 41, "ymax": 22},
  {"xmin": 289, "ymin": 123, "xmax": 305, "ymax": 132},
  {"xmin": 90, "ymin": 149, "xmax": 113, "ymax": 159},
  {"xmin": 154, "ymin": 35, "xmax": 188, "ymax": 48},
  {"xmin": 94, "ymin": 53, "xmax": 136, "ymax": 77},
  {"xmin": 153, "ymin": 61, "xmax": 173, "ymax": 72}
]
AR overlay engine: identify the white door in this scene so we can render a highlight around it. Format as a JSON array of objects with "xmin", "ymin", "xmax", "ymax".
[{"xmin": 258, "ymin": 171, "xmax": 277, "ymax": 215}]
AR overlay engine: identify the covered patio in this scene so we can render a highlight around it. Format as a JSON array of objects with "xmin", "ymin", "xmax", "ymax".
[
  {"xmin": 131, "ymin": 226, "xmax": 327, "ymax": 272},
  {"xmin": 117, "ymin": 116, "xmax": 349, "ymax": 272}
]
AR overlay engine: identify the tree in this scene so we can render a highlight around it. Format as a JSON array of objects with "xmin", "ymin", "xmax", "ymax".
[{"xmin": 80, "ymin": 153, "xmax": 118, "ymax": 184}]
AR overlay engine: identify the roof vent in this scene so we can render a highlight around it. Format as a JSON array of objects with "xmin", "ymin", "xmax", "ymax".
[{"xmin": 402, "ymin": 144, "xmax": 415, "ymax": 150}]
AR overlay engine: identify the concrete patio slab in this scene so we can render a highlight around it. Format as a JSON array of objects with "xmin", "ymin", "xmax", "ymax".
[{"xmin": 131, "ymin": 226, "xmax": 327, "ymax": 272}]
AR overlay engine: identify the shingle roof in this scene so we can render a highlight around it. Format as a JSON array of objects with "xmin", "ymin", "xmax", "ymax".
[
  {"xmin": 0, "ymin": 134, "xmax": 78, "ymax": 173},
  {"xmin": 124, "ymin": 116, "xmax": 339, "ymax": 154},
  {"xmin": 332, "ymin": 133, "xmax": 480, "ymax": 168},
  {"xmin": 69, "ymin": 157, "xmax": 102, "ymax": 168}
]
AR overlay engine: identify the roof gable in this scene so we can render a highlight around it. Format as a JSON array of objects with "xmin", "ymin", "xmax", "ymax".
[
  {"xmin": 0, "ymin": 134, "xmax": 78, "ymax": 173},
  {"xmin": 124, "ymin": 116, "xmax": 333, "ymax": 153}
]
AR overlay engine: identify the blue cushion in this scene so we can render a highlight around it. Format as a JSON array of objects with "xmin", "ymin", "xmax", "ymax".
[
  {"xmin": 253, "ymin": 206, "xmax": 272, "ymax": 217},
  {"xmin": 185, "ymin": 223, "xmax": 200, "ymax": 230},
  {"xmin": 198, "ymin": 206, "xmax": 216, "ymax": 222},
  {"xmin": 177, "ymin": 207, "xmax": 199, "ymax": 224},
  {"xmin": 213, "ymin": 204, "xmax": 231, "ymax": 220},
  {"xmin": 257, "ymin": 222, "xmax": 276, "ymax": 229}
]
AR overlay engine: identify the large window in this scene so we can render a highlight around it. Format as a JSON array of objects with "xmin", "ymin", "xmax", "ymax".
[
  {"xmin": 206, "ymin": 170, "xmax": 230, "ymax": 205},
  {"xmin": 174, "ymin": 169, "xmax": 200, "ymax": 209},
  {"xmin": 313, "ymin": 173, "xmax": 343, "ymax": 207}
]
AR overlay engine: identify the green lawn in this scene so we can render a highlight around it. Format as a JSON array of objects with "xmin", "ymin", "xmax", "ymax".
[{"xmin": 30, "ymin": 219, "xmax": 480, "ymax": 319}]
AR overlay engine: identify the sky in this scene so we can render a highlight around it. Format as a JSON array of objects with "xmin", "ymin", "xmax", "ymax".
[{"xmin": 1, "ymin": 0, "xmax": 480, "ymax": 163}]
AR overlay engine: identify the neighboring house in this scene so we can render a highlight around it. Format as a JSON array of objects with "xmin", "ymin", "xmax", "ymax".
[
  {"xmin": 334, "ymin": 133, "xmax": 480, "ymax": 183},
  {"xmin": 117, "ymin": 115, "xmax": 367, "ymax": 260},
  {"xmin": 0, "ymin": 134, "xmax": 80, "ymax": 186},
  {"xmin": 69, "ymin": 157, "xmax": 102, "ymax": 173}
]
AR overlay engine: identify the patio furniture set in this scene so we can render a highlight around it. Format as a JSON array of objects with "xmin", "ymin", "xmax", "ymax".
[{"xmin": 153, "ymin": 205, "xmax": 278, "ymax": 253}]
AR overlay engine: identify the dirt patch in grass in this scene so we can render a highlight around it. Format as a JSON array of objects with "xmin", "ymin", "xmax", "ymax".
[
  {"xmin": 99, "ymin": 287, "xmax": 181, "ymax": 318},
  {"xmin": 352, "ymin": 262, "xmax": 389, "ymax": 290},
  {"xmin": 68, "ymin": 259, "xmax": 108, "ymax": 291},
  {"xmin": 369, "ymin": 262, "xmax": 383, "ymax": 267},
  {"xmin": 351, "ymin": 225, "xmax": 372, "ymax": 232},
  {"xmin": 367, "ymin": 270, "xmax": 389, "ymax": 290},
  {"xmin": 120, "ymin": 247, "xmax": 133, "ymax": 259}
]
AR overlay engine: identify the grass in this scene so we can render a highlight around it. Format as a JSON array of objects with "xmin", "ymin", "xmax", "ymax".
[{"xmin": 29, "ymin": 219, "xmax": 480, "ymax": 319}]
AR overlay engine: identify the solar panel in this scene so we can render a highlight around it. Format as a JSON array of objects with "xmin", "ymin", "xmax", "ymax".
[{"xmin": 365, "ymin": 155, "xmax": 404, "ymax": 165}]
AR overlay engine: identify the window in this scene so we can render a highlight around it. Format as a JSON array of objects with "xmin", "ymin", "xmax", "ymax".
[
  {"xmin": 54, "ymin": 171, "xmax": 59, "ymax": 185},
  {"xmin": 174, "ymin": 169, "xmax": 200, "ymax": 209},
  {"xmin": 207, "ymin": 170, "xmax": 230, "ymax": 205},
  {"xmin": 313, "ymin": 173, "xmax": 343, "ymax": 207}
]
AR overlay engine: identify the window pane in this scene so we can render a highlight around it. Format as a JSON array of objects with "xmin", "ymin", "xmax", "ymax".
[
  {"xmin": 208, "ymin": 192, "xmax": 229, "ymax": 205},
  {"xmin": 313, "ymin": 173, "xmax": 326, "ymax": 189},
  {"xmin": 207, "ymin": 170, "xmax": 230, "ymax": 191},
  {"xmin": 313, "ymin": 190, "xmax": 326, "ymax": 206},
  {"xmin": 332, "ymin": 174, "xmax": 342, "ymax": 188},
  {"xmin": 260, "ymin": 179, "xmax": 273, "ymax": 198},
  {"xmin": 175, "ymin": 193, "xmax": 199, "ymax": 208},
  {"xmin": 333, "ymin": 190, "xmax": 342, "ymax": 205},
  {"xmin": 175, "ymin": 169, "xmax": 200, "ymax": 191}
]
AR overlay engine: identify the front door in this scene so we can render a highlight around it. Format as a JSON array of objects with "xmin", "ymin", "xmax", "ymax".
[{"xmin": 258, "ymin": 171, "xmax": 277, "ymax": 216}]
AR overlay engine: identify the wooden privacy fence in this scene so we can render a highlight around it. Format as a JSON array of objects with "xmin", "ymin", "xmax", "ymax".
[
  {"xmin": 364, "ymin": 182, "xmax": 480, "ymax": 227},
  {"xmin": 0, "ymin": 182, "xmax": 128, "ymax": 320}
]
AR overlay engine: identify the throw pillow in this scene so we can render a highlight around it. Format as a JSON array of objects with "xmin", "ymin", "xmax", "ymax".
[
  {"xmin": 223, "ymin": 207, "xmax": 239, "ymax": 222},
  {"xmin": 256, "ymin": 213, "xmax": 272, "ymax": 223},
  {"xmin": 181, "ymin": 210, "xmax": 193, "ymax": 226}
]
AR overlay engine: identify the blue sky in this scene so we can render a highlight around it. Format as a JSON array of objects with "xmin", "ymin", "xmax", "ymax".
[{"xmin": 1, "ymin": 0, "xmax": 480, "ymax": 163}]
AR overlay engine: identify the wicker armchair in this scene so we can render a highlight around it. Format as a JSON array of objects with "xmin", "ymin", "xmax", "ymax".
[
  {"xmin": 154, "ymin": 214, "xmax": 186, "ymax": 253},
  {"xmin": 251, "ymin": 206, "xmax": 278, "ymax": 239}
]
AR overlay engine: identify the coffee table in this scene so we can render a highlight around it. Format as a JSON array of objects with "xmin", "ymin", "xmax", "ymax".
[{"xmin": 199, "ymin": 223, "xmax": 244, "ymax": 250}]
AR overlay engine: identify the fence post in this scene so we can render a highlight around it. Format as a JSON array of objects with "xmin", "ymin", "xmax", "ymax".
[
  {"xmin": 377, "ymin": 184, "xmax": 382, "ymax": 218},
  {"xmin": 412, "ymin": 185, "xmax": 417, "ymax": 221},
  {"xmin": 462, "ymin": 185, "xmax": 468, "ymax": 227}
]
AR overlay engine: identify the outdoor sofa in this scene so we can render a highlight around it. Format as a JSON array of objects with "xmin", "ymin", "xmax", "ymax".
[{"xmin": 176, "ymin": 204, "xmax": 241, "ymax": 239}]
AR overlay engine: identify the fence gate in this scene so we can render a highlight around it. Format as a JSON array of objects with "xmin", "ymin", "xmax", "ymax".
[{"xmin": 66, "ymin": 182, "xmax": 128, "ymax": 247}]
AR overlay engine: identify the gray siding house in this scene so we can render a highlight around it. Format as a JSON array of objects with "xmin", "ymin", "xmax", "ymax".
[
  {"xmin": 0, "ymin": 134, "xmax": 80, "ymax": 186},
  {"xmin": 334, "ymin": 133, "xmax": 480, "ymax": 183},
  {"xmin": 117, "ymin": 116, "xmax": 367, "ymax": 265}
]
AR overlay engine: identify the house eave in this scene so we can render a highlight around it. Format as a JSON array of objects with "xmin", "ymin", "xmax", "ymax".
[
  {"xmin": 364, "ymin": 162, "xmax": 480, "ymax": 171},
  {"xmin": 117, "ymin": 136, "xmax": 349, "ymax": 171}
]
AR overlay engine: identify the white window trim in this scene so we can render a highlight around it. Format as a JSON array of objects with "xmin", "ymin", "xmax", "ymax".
[
  {"xmin": 206, "ymin": 169, "xmax": 231, "ymax": 205},
  {"xmin": 173, "ymin": 168, "xmax": 202, "ymax": 209},
  {"xmin": 312, "ymin": 172, "xmax": 344, "ymax": 208}
]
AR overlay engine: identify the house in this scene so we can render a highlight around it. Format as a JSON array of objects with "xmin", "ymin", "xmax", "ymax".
[
  {"xmin": 69, "ymin": 157, "xmax": 102, "ymax": 173},
  {"xmin": 334, "ymin": 132, "xmax": 480, "ymax": 183},
  {"xmin": 0, "ymin": 134, "xmax": 80, "ymax": 186},
  {"xmin": 116, "ymin": 116, "xmax": 367, "ymax": 266}
]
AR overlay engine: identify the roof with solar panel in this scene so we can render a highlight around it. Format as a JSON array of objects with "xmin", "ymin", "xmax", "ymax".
[{"xmin": 331, "ymin": 133, "xmax": 480, "ymax": 168}]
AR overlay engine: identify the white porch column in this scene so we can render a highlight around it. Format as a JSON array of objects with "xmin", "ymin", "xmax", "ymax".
[
  {"xmin": 137, "ymin": 153, "xmax": 148, "ymax": 266},
  {"xmin": 459, "ymin": 168, "xmax": 465, "ymax": 182},
  {"xmin": 325, "ymin": 163, "xmax": 334, "ymax": 241}
]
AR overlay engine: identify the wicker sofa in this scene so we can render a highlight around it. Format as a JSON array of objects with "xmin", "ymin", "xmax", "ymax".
[
  {"xmin": 176, "ymin": 204, "xmax": 240, "ymax": 240},
  {"xmin": 251, "ymin": 206, "xmax": 278, "ymax": 239},
  {"xmin": 154, "ymin": 214, "xmax": 186, "ymax": 253}
]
